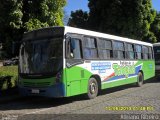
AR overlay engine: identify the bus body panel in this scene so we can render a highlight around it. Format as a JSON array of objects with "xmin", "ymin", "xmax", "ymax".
[
  {"xmin": 64, "ymin": 60, "xmax": 155, "ymax": 97},
  {"xmin": 18, "ymin": 83, "xmax": 65, "ymax": 97},
  {"xmin": 64, "ymin": 66, "xmax": 92, "ymax": 96},
  {"xmin": 19, "ymin": 60, "xmax": 154, "ymax": 97},
  {"xmin": 18, "ymin": 77, "xmax": 65, "ymax": 97}
]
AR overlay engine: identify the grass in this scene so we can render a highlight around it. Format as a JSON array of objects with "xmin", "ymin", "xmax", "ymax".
[{"xmin": 0, "ymin": 66, "xmax": 18, "ymax": 90}]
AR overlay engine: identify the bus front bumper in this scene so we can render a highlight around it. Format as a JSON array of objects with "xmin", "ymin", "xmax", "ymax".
[{"xmin": 18, "ymin": 83, "xmax": 65, "ymax": 98}]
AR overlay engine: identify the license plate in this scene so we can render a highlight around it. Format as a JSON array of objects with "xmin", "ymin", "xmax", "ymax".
[{"xmin": 31, "ymin": 89, "xmax": 39, "ymax": 94}]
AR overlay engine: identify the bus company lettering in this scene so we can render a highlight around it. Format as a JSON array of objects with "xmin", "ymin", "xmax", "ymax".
[{"xmin": 112, "ymin": 61, "xmax": 135, "ymax": 77}]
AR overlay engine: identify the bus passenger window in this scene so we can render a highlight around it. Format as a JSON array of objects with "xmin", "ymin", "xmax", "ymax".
[
  {"xmin": 135, "ymin": 45, "xmax": 142, "ymax": 59},
  {"xmin": 126, "ymin": 43, "xmax": 134, "ymax": 59},
  {"xmin": 113, "ymin": 41, "xmax": 125, "ymax": 59},
  {"xmin": 98, "ymin": 39, "xmax": 112, "ymax": 59},
  {"xmin": 142, "ymin": 46, "xmax": 149, "ymax": 59},
  {"xmin": 83, "ymin": 37, "xmax": 98, "ymax": 59},
  {"xmin": 70, "ymin": 38, "xmax": 82, "ymax": 59}
]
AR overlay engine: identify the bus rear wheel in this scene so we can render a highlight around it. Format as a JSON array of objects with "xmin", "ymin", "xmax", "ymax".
[
  {"xmin": 86, "ymin": 77, "xmax": 98, "ymax": 99},
  {"xmin": 137, "ymin": 72, "xmax": 143, "ymax": 87}
]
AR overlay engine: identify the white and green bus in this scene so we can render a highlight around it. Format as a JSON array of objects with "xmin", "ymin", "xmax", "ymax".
[{"xmin": 18, "ymin": 26, "xmax": 155, "ymax": 99}]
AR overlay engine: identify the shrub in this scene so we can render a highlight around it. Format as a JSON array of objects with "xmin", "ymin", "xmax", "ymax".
[{"xmin": 0, "ymin": 66, "xmax": 18, "ymax": 90}]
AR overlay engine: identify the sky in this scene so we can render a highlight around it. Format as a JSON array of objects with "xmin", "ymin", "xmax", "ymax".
[
  {"xmin": 64, "ymin": 0, "xmax": 89, "ymax": 15},
  {"xmin": 65, "ymin": 0, "xmax": 160, "ymax": 15}
]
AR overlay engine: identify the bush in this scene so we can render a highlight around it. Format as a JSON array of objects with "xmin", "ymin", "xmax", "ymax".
[{"xmin": 0, "ymin": 66, "xmax": 18, "ymax": 90}]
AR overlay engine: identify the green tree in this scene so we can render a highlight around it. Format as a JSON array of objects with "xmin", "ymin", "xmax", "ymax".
[
  {"xmin": 88, "ymin": 0, "xmax": 156, "ymax": 42},
  {"xmin": 150, "ymin": 12, "xmax": 160, "ymax": 42},
  {"xmin": 68, "ymin": 9, "xmax": 89, "ymax": 29},
  {"xmin": 0, "ymin": 0, "xmax": 23, "ymax": 57},
  {"xmin": 23, "ymin": 0, "xmax": 66, "ymax": 31},
  {"xmin": 0, "ymin": 0, "xmax": 66, "ymax": 58}
]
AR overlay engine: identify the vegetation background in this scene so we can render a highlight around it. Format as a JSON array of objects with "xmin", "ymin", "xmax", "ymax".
[
  {"xmin": 68, "ymin": 0, "xmax": 160, "ymax": 44},
  {"xmin": 0, "ymin": 0, "xmax": 159, "ymax": 58}
]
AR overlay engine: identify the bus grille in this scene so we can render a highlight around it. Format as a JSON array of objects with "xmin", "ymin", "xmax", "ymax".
[{"xmin": 23, "ymin": 82, "xmax": 51, "ymax": 87}]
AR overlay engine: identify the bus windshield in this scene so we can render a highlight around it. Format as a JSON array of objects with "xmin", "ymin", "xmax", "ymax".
[{"xmin": 19, "ymin": 37, "xmax": 63, "ymax": 77}]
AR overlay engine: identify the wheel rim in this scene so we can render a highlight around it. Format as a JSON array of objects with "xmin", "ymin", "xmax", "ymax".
[{"xmin": 89, "ymin": 82, "xmax": 97, "ymax": 94}]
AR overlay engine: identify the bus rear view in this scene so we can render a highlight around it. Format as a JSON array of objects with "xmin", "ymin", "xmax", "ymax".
[{"xmin": 18, "ymin": 27, "xmax": 65, "ymax": 97}]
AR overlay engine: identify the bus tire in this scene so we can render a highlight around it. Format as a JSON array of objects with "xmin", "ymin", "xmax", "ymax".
[
  {"xmin": 137, "ymin": 72, "xmax": 143, "ymax": 87},
  {"xmin": 86, "ymin": 77, "xmax": 98, "ymax": 99}
]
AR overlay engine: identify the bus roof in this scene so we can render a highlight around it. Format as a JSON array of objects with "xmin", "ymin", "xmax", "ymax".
[
  {"xmin": 153, "ymin": 42, "xmax": 160, "ymax": 46},
  {"xmin": 64, "ymin": 26, "xmax": 152, "ymax": 47}
]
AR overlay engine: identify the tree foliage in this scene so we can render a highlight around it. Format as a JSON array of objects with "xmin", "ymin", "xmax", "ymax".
[
  {"xmin": 0, "ymin": 0, "xmax": 66, "ymax": 58},
  {"xmin": 0, "ymin": 0, "xmax": 23, "ymax": 57},
  {"xmin": 150, "ymin": 12, "xmax": 160, "ymax": 42},
  {"xmin": 88, "ymin": 0, "xmax": 156, "ymax": 42},
  {"xmin": 23, "ymin": 0, "xmax": 66, "ymax": 31},
  {"xmin": 68, "ymin": 9, "xmax": 89, "ymax": 29}
]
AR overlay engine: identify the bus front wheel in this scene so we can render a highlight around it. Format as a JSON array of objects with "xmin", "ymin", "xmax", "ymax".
[
  {"xmin": 86, "ymin": 77, "xmax": 98, "ymax": 99},
  {"xmin": 137, "ymin": 72, "xmax": 143, "ymax": 87}
]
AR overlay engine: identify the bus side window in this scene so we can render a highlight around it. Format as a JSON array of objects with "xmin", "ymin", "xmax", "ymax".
[
  {"xmin": 142, "ymin": 46, "xmax": 149, "ymax": 60},
  {"xmin": 70, "ymin": 38, "xmax": 82, "ymax": 59},
  {"xmin": 97, "ymin": 38, "xmax": 112, "ymax": 59},
  {"xmin": 83, "ymin": 37, "xmax": 98, "ymax": 59},
  {"xmin": 125, "ymin": 43, "xmax": 134, "ymax": 59},
  {"xmin": 113, "ymin": 41, "xmax": 125, "ymax": 59},
  {"xmin": 135, "ymin": 45, "xmax": 142, "ymax": 59}
]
